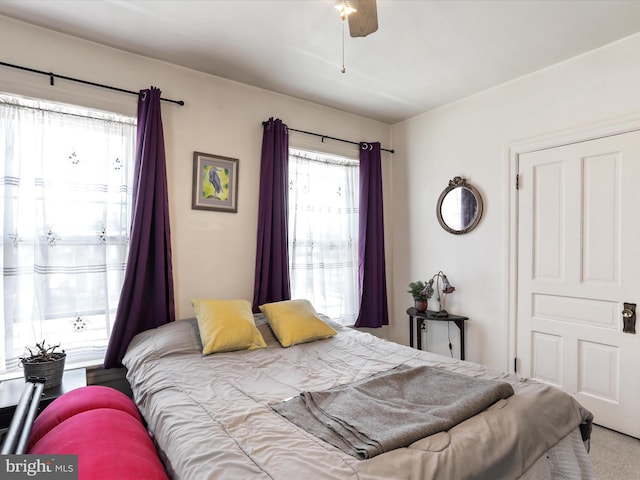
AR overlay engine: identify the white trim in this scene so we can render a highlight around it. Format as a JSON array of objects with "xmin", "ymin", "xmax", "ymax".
[
  {"xmin": 507, "ymin": 113, "xmax": 640, "ymax": 374},
  {"xmin": 0, "ymin": 359, "xmax": 103, "ymax": 382}
]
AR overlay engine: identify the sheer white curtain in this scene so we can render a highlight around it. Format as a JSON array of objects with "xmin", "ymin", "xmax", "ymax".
[
  {"xmin": 0, "ymin": 94, "xmax": 135, "ymax": 376},
  {"xmin": 288, "ymin": 148, "xmax": 359, "ymax": 325}
]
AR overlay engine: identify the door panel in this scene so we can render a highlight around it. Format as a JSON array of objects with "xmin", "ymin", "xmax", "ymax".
[
  {"xmin": 531, "ymin": 331, "xmax": 562, "ymax": 387},
  {"xmin": 583, "ymin": 152, "xmax": 619, "ymax": 284},
  {"xmin": 517, "ymin": 131, "xmax": 640, "ymax": 438},
  {"xmin": 578, "ymin": 340, "xmax": 618, "ymax": 403}
]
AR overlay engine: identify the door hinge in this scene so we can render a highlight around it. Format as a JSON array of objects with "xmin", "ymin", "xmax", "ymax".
[
  {"xmin": 516, "ymin": 174, "xmax": 520, "ymax": 190},
  {"xmin": 514, "ymin": 357, "xmax": 518, "ymax": 373}
]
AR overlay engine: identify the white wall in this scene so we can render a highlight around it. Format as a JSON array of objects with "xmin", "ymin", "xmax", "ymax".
[
  {"xmin": 6, "ymin": 15, "xmax": 640, "ymax": 372},
  {"xmin": 390, "ymin": 33, "xmax": 640, "ymax": 370},
  {"xmin": 0, "ymin": 16, "xmax": 392, "ymax": 323}
]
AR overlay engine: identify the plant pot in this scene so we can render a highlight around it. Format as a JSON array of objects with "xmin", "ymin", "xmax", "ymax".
[
  {"xmin": 21, "ymin": 352, "xmax": 66, "ymax": 389},
  {"xmin": 414, "ymin": 299, "xmax": 428, "ymax": 312}
]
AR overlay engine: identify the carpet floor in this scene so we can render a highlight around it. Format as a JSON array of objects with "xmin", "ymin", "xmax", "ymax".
[{"xmin": 589, "ymin": 424, "xmax": 640, "ymax": 480}]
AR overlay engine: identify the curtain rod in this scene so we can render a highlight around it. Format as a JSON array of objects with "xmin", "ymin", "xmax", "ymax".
[
  {"xmin": 262, "ymin": 121, "xmax": 394, "ymax": 154},
  {"xmin": 0, "ymin": 61, "xmax": 185, "ymax": 106}
]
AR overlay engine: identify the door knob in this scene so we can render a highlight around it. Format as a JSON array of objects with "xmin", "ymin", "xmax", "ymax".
[{"xmin": 622, "ymin": 303, "xmax": 636, "ymax": 334}]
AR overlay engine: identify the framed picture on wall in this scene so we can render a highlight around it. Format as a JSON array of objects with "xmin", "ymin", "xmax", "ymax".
[{"xmin": 192, "ymin": 151, "xmax": 239, "ymax": 213}]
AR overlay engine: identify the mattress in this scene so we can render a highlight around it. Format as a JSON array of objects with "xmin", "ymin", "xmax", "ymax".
[{"xmin": 123, "ymin": 315, "xmax": 594, "ymax": 480}]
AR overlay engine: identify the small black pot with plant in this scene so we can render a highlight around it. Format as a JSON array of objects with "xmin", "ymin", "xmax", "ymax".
[{"xmin": 19, "ymin": 340, "xmax": 66, "ymax": 389}]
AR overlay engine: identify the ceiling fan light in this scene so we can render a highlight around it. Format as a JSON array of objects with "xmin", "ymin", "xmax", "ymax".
[{"xmin": 335, "ymin": 1, "xmax": 357, "ymax": 17}]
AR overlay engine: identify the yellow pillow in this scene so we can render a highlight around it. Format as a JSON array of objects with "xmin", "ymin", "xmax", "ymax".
[
  {"xmin": 192, "ymin": 299, "xmax": 267, "ymax": 354},
  {"xmin": 259, "ymin": 299, "xmax": 336, "ymax": 347}
]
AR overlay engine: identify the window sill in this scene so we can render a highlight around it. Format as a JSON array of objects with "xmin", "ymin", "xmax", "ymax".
[{"xmin": 0, "ymin": 359, "xmax": 105, "ymax": 382}]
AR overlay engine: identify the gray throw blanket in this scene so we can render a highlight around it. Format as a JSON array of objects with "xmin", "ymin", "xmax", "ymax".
[{"xmin": 272, "ymin": 364, "xmax": 514, "ymax": 459}]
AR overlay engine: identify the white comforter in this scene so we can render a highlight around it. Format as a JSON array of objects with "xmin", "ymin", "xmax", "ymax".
[{"xmin": 123, "ymin": 316, "xmax": 593, "ymax": 480}]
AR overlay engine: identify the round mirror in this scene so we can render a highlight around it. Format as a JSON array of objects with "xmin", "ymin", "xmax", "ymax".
[{"xmin": 436, "ymin": 177, "xmax": 483, "ymax": 234}]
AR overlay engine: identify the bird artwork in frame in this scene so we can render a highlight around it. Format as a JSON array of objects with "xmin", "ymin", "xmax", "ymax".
[{"xmin": 192, "ymin": 151, "xmax": 239, "ymax": 212}]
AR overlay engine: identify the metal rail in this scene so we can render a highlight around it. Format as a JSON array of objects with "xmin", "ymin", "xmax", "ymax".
[{"xmin": 1, "ymin": 377, "xmax": 46, "ymax": 454}]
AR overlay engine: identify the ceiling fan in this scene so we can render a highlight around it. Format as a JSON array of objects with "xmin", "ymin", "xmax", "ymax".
[
  {"xmin": 335, "ymin": 0, "xmax": 378, "ymax": 72},
  {"xmin": 336, "ymin": 0, "xmax": 379, "ymax": 38}
]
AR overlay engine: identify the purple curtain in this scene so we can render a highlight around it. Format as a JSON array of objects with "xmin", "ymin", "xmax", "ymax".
[
  {"xmin": 355, "ymin": 142, "xmax": 389, "ymax": 328},
  {"xmin": 104, "ymin": 87, "xmax": 175, "ymax": 368},
  {"xmin": 252, "ymin": 118, "xmax": 291, "ymax": 312}
]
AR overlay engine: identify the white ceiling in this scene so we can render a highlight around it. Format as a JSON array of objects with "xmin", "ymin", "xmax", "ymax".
[{"xmin": 2, "ymin": 0, "xmax": 640, "ymax": 124}]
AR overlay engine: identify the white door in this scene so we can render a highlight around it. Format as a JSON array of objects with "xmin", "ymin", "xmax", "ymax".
[{"xmin": 516, "ymin": 130, "xmax": 640, "ymax": 438}]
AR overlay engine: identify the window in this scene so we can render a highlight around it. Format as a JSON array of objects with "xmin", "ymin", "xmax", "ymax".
[
  {"xmin": 288, "ymin": 148, "xmax": 359, "ymax": 325},
  {"xmin": 0, "ymin": 94, "xmax": 136, "ymax": 376}
]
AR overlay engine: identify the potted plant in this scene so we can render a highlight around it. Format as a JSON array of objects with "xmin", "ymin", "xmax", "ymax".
[
  {"xmin": 19, "ymin": 340, "xmax": 66, "ymax": 389},
  {"xmin": 408, "ymin": 280, "xmax": 434, "ymax": 312}
]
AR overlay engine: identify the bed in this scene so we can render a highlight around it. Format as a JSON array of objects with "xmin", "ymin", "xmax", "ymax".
[{"xmin": 123, "ymin": 301, "xmax": 594, "ymax": 480}]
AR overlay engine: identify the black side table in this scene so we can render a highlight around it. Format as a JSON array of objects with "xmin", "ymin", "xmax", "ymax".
[
  {"xmin": 0, "ymin": 368, "xmax": 87, "ymax": 430},
  {"xmin": 406, "ymin": 308, "xmax": 469, "ymax": 360}
]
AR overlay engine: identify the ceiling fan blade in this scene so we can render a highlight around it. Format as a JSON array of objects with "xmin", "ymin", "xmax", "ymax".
[{"xmin": 347, "ymin": 0, "xmax": 378, "ymax": 37}]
